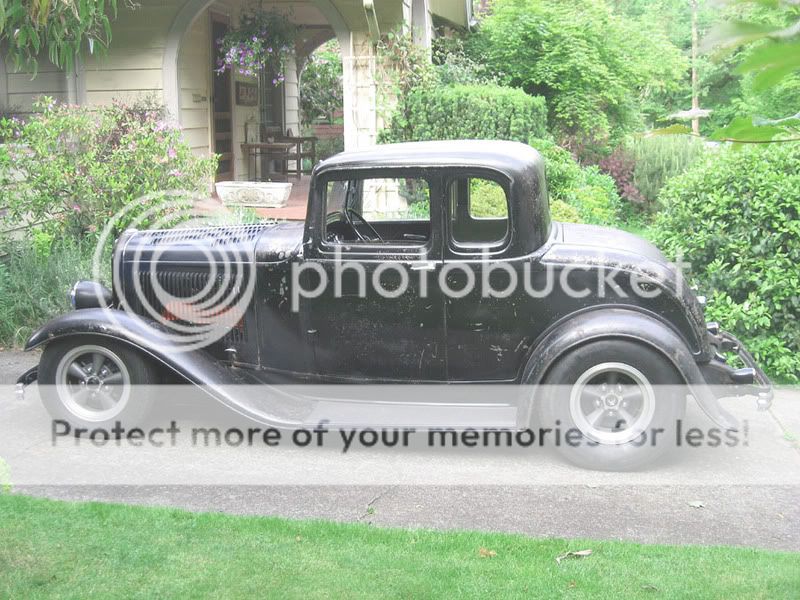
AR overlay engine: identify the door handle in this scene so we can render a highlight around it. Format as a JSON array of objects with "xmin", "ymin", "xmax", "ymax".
[{"xmin": 410, "ymin": 261, "xmax": 436, "ymax": 271}]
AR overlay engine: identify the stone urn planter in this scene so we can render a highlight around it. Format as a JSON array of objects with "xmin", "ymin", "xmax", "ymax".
[{"xmin": 215, "ymin": 181, "xmax": 292, "ymax": 208}]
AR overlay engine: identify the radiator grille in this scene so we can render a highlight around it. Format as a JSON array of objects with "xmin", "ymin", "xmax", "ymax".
[{"xmin": 128, "ymin": 268, "xmax": 249, "ymax": 345}]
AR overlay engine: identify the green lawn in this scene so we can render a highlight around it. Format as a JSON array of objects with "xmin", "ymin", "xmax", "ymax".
[{"xmin": 0, "ymin": 494, "xmax": 797, "ymax": 599}]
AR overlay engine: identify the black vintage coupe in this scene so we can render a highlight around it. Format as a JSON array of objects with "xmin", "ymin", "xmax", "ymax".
[{"xmin": 18, "ymin": 141, "xmax": 772, "ymax": 469}]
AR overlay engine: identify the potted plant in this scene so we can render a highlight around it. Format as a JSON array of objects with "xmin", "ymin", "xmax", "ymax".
[{"xmin": 215, "ymin": 5, "xmax": 296, "ymax": 83}]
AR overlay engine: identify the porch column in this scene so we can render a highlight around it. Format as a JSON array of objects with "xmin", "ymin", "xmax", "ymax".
[{"xmin": 341, "ymin": 30, "xmax": 378, "ymax": 150}]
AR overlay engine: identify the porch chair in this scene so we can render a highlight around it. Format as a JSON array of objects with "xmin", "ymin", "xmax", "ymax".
[{"xmin": 277, "ymin": 129, "xmax": 317, "ymax": 178}]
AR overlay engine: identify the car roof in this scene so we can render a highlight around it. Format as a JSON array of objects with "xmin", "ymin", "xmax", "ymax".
[{"xmin": 313, "ymin": 140, "xmax": 543, "ymax": 179}]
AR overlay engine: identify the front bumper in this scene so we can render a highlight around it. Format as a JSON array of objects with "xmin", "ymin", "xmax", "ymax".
[{"xmin": 701, "ymin": 324, "xmax": 773, "ymax": 411}]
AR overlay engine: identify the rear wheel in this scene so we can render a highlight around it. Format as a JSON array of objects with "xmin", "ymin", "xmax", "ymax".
[
  {"xmin": 538, "ymin": 340, "xmax": 686, "ymax": 471},
  {"xmin": 38, "ymin": 337, "xmax": 158, "ymax": 433}
]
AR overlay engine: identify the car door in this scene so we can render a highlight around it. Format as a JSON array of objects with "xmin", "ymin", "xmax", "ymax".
[
  {"xmin": 443, "ymin": 172, "xmax": 528, "ymax": 381},
  {"xmin": 301, "ymin": 169, "xmax": 446, "ymax": 381}
]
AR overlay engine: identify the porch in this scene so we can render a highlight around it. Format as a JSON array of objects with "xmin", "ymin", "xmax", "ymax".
[
  {"xmin": 1, "ymin": 0, "xmax": 471, "ymax": 173},
  {"xmin": 195, "ymin": 175, "xmax": 311, "ymax": 221}
]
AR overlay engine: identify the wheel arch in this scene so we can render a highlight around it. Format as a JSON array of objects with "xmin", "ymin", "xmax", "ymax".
[
  {"xmin": 23, "ymin": 309, "xmax": 305, "ymax": 429},
  {"xmin": 517, "ymin": 308, "xmax": 738, "ymax": 430}
]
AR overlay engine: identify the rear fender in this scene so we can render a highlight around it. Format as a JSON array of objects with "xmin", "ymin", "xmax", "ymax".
[{"xmin": 519, "ymin": 308, "xmax": 738, "ymax": 431}]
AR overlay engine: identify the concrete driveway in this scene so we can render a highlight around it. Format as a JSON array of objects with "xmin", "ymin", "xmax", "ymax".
[{"xmin": 2, "ymin": 350, "xmax": 799, "ymax": 551}]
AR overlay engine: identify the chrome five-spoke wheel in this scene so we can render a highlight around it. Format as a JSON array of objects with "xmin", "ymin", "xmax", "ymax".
[
  {"xmin": 54, "ymin": 344, "xmax": 132, "ymax": 422},
  {"xmin": 539, "ymin": 339, "xmax": 685, "ymax": 471},
  {"xmin": 569, "ymin": 362, "xmax": 656, "ymax": 445}
]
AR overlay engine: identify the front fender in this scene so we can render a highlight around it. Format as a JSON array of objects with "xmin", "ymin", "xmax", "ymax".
[
  {"xmin": 24, "ymin": 309, "xmax": 305, "ymax": 428},
  {"xmin": 519, "ymin": 308, "xmax": 738, "ymax": 430}
]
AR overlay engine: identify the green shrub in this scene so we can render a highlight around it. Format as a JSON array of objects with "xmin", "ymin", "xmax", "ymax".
[
  {"xmin": 550, "ymin": 199, "xmax": 580, "ymax": 223},
  {"xmin": 626, "ymin": 135, "xmax": 707, "ymax": 207},
  {"xmin": 528, "ymin": 137, "xmax": 621, "ymax": 226},
  {"xmin": 469, "ymin": 179, "xmax": 508, "ymax": 218},
  {"xmin": 653, "ymin": 144, "xmax": 800, "ymax": 381},
  {"xmin": 0, "ymin": 97, "xmax": 217, "ymax": 240},
  {"xmin": 380, "ymin": 84, "xmax": 547, "ymax": 144},
  {"xmin": 314, "ymin": 136, "xmax": 344, "ymax": 162},
  {"xmin": 299, "ymin": 40, "xmax": 342, "ymax": 126},
  {"xmin": 0, "ymin": 240, "xmax": 108, "ymax": 347}
]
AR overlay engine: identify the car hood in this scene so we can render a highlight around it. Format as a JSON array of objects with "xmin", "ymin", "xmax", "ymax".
[
  {"xmin": 255, "ymin": 221, "xmax": 304, "ymax": 263},
  {"xmin": 117, "ymin": 221, "xmax": 304, "ymax": 265}
]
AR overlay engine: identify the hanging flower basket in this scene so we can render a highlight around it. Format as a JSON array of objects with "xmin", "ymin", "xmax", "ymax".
[{"xmin": 216, "ymin": 8, "xmax": 296, "ymax": 85}]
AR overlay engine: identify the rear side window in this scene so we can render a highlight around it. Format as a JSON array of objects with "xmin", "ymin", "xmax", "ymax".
[{"xmin": 449, "ymin": 177, "xmax": 510, "ymax": 248}]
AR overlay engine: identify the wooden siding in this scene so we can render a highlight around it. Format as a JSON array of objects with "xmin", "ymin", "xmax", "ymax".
[
  {"xmin": 2, "ymin": 57, "xmax": 67, "ymax": 113},
  {"xmin": 178, "ymin": 13, "xmax": 212, "ymax": 158},
  {"xmin": 82, "ymin": 2, "xmax": 180, "ymax": 106}
]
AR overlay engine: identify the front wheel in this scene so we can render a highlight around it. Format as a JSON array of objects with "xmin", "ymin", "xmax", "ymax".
[
  {"xmin": 38, "ymin": 337, "xmax": 159, "ymax": 433},
  {"xmin": 538, "ymin": 340, "xmax": 686, "ymax": 471}
]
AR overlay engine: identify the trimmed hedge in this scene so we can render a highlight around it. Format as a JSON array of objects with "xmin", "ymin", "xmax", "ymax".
[
  {"xmin": 653, "ymin": 144, "xmax": 800, "ymax": 382},
  {"xmin": 381, "ymin": 84, "xmax": 547, "ymax": 143}
]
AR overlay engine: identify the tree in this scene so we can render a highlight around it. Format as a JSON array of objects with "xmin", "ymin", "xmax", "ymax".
[
  {"xmin": 468, "ymin": 0, "xmax": 687, "ymax": 144},
  {"xmin": 0, "ymin": 0, "xmax": 119, "ymax": 72},
  {"xmin": 702, "ymin": 0, "xmax": 800, "ymax": 143}
]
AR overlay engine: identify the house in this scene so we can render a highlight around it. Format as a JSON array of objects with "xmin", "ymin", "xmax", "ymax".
[{"xmin": 0, "ymin": 0, "xmax": 471, "ymax": 182}]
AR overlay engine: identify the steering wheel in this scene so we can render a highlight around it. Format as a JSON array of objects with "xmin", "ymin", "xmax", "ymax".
[{"xmin": 345, "ymin": 208, "xmax": 383, "ymax": 242}]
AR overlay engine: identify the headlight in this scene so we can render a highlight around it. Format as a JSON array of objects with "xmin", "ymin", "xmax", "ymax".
[{"xmin": 69, "ymin": 281, "xmax": 113, "ymax": 310}]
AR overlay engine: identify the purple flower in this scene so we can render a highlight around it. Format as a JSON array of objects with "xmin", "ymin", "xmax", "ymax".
[
  {"xmin": 167, "ymin": 147, "xmax": 177, "ymax": 160},
  {"xmin": 169, "ymin": 169, "xmax": 183, "ymax": 178}
]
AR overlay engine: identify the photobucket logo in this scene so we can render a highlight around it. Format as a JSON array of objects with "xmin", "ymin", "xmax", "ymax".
[
  {"xmin": 91, "ymin": 192, "xmax": 257, "ymax": 352},
  {"xmin": 290, "ymin": 248, "xmax": 691, "ymax": 311}
]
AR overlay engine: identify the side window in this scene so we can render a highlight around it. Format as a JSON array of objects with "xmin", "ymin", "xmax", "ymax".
[
  {"xmin": 449, "ymin": 177, "xmax": 510, "ymax": 247},
  {"xmin": 324, "ymin": 177, "xmax": 431, "ymax": 245}
]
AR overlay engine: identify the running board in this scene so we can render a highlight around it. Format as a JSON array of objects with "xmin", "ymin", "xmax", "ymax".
[{"xmin": 303, "ymin": 401, "xmax": 518, "ymax": 429}]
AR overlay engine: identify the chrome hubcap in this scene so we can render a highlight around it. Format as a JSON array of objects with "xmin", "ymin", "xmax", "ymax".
[
  {"xmin": 569, "ymin": 362, "xmax": 656, "ymax": 445},
  {"xmin": 54, "ymin": 345, "xmax": 131, "ymax": 422}
]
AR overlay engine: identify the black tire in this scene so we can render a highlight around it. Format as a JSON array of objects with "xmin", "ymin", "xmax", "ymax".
[
  {"xmin": 38, "ymin": 336, "xmax": 158, "ymax": 435},
  {"xmin": 537, "ymin": 339, "xmax": 686, "ymax": 471}
]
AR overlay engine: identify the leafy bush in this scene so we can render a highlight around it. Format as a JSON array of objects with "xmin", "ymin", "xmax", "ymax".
[
  {"xmin": 468, "ymin": 0, "xmax": 687, "ymax": 143},
  {"xmin": 550, "ymin": 199, "xmax": 580, "ymax": 223},
  {"xmin": 626, "ymin": 135, "xmax": 707, "ymax": 207},
  {"xmin": 469, "ymin": 179, "xmax": 508, "ymax": 218},
  {"xmin": 431, "ymin": 36, "xmax": 496, "ymax": 87},
  {"xmin": 380, "ymin": 84, "xmax": 547, "ymax": 144},
  {"xmin": 594, "ymin": 146, "xmax": 644, "ymax": 206},
  {"xmin": 653, "ymin": 144, "xmax": 800, "ymax": 381},
  {"xmin": 0, "ymin": 239, "xmax": 108, "ymax": 347},
  {"xmin": 314, "ymin": 136, "xmax": 344, "ymax": 162},
  {"xmin": 528, "ymin": 138, "xmax": 621, "ymax": 226},
  {"xmin": 300, "ymin": 40, "xmax": 343, "ymax": 125},
  {"xmin": 0, "ymin": 97, "xmax": 217, "ymax": 240}
]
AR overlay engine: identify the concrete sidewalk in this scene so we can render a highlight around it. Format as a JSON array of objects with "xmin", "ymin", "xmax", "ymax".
[{"xmin": 2, "ymin": 350, "xmax": 799, "ymax": 551}]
